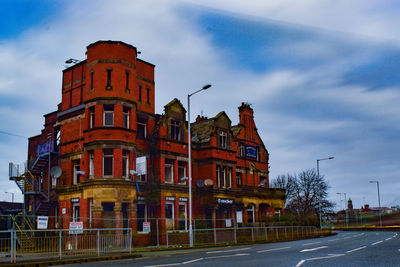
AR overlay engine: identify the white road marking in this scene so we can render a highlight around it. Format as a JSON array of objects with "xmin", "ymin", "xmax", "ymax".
[
  {"xmin": 296, "ymin": 259, "xmax": 306, "ymax": 267},
  {"xmin": 343, "ymin": 237, "xmax": 351, "ymax": 239},
  {"xmin": 300, "ymin": 246, "xmax": 328, "ymax": 252},
  {"xmin": 328, "ymin": 238, "xmax": 340, "ymax": 242},
  {"xmin": 144, "ymin": 263, "xmax": 181, "ymax": 267},
  {"xmin": 346, "ymin": 246, "xmax": 367, "ymax": 253},
  {"xmin": 386, "ymin": 237, "xmax": 392, "ymax": 241},
  {"xmin": 183, "ymin": 258, "xmax": 203, "ymax": 264},
  {"xmin": 145, "ymin": 253, "xmax": 249, "ymax": 266},
  {"xmin": 372, "ymin": 241, "xmax": 383, "ymax": 246},
  {"xmin": 205, "ymin": 253, "xmax": 250, "ymax": 260},
  {"xmin": 296, "ymin": 254, "xmax": 345, "ymax": 266},
  {"xmin": 257, "ymin": 246, "xmax": 291, "ymax": 253},
  {"xmin": 206, "ymin": 247, "xmax": 250, "ymax": 254},
  {"xmin": 302, "ymin": 241, "xmax": 322, "ymax": 246}
]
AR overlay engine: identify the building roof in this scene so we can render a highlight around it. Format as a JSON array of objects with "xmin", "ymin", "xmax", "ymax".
[{"xmin": 0, "ymin": 201, "xmax": 23, "ymax": 214}]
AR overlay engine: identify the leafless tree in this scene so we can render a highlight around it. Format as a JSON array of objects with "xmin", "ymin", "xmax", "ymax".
[{"xmin": 272, "ymin": 169, "xmax": 334, "ymax": 214}]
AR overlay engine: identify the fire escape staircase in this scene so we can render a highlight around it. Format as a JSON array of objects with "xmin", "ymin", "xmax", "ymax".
[
  {"xmin": 9, "ymin": 153, "xmax": 51, "ymax": 199},
  {"xmin": 10, "ymin": 215, "xmax": 35, "ymax": 251}
]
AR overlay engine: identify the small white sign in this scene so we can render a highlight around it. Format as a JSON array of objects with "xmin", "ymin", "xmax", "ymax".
[
  {"xmin": 136, "ymin": 156, "xmax": 147, "ymax": 175},
  {"xmin": 236, "ymin": 211, "xmax": 243, "ymax": 223},
  {"xmin": 62, "ymin": 208, "xmax": 66, "ymax": 214},
  {"xmin": 225, "ymin": 219, "xmax": 232, "ymax": 227},
  {"xmin": 69, "ymin": 221, "xmax": 83, "ymax": 234},
  {"xmin": 37, "ymin": 216, "xmax": 48, "ymax": 229},
  {"xmin": 143, "ymin": 222, "xmax": 151, "ymax": 233}
]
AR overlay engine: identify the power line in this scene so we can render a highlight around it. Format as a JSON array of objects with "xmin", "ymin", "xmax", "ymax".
[{"xmin": 0, "ymin": 130, "xmax": 27, "ymax": 139}]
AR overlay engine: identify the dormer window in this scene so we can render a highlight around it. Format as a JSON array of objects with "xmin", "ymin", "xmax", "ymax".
[
  {"xmin": 219, "ymin": 131, "xmax": 227, "ymax": 149},
  {"xmin": 170, "ymin": 120, "xmax": 181, "ymax": 141}
]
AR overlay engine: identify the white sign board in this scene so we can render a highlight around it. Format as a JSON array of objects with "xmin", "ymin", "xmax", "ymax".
[
  {"xmin": 143, "ymin": 222, "xmax": 151, "ymax": 233},
  {"xmin": 236, "ymin": 211, "xmax": 243, "ymax": 223},
  {"xmin": 69, "ymin": 221, "xmax": 83, "ymax": 234},
  {"xmin": 37, "ymin": 216, "xmax": 48, "ymax": 229},
  {"xmin": 136, "ymin": 156, "xmax": 147, "ymax": 175},
  {"xmin": 225, "ymin": 219, "xmax": 232, "ymax": 227}
]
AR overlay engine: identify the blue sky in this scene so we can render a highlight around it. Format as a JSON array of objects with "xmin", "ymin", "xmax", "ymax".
[{"xmin": 1, "ymin": 0, "xmax": 400, "ymax": 210}]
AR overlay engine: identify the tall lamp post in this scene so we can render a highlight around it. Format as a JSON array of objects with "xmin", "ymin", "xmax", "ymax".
[
  {"xmin": 188, "ymin": 84, "xmax": 211, "ymax": 247},
  {"xmin": 337, "ymin": 192, "xmax": 348, "ymax": 227},
  {"xmin": 316, "ymin": 156, "xmax": 334, "ymax": 229},
  {"xmin": 369, "ymin": 180, "xmax": 382, "ymax": 227}
]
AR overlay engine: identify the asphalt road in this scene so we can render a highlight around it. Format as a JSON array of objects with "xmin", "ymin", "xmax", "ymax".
[{"xmin": 62, "ymin": 231, "xmax": 400, "ymax": 267}]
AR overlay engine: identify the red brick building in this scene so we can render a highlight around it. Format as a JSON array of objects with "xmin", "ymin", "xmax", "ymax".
[{"xmin": 11, "ymin": 41, "xmax": 284, "ymax": 240}]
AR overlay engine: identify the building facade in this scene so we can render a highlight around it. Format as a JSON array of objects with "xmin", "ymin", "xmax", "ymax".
[{"xmin": 10, "ymin": 41, "xmax": 284, "ymax": 242}]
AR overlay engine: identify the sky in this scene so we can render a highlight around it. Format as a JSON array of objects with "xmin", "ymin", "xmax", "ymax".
[{"xmin": 1, "ymin": 0, "xmax": 399, "ymax": 211}]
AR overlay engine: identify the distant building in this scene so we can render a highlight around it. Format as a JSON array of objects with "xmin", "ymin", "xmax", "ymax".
[{"xmin": 9, "ymin": 41, "xmax": 284, "ymax": 243}]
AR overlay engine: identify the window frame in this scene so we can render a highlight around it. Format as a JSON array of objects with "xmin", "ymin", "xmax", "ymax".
[
  {"xmin": 123, "ymin": 106, "xmax": 130, "ymax": 129},
  {"xmin": 137, "ymin": 117, "xmax": 147, "ymax": 138},
  {"xmin": 89, "ymin": 107, "xmax": 95, "ymax": 129},
  {"xmin": 73, "ymin": 161, "xmax": 80, "ymax": 185},
  {"xmin": 89, "ymin": 151, "xmax": 94, "ymax": 178},
  {"xmin": 178, "ymin": 161, "xmax": 186, "ymax": 184},
  {"xmin": 170, "ymin": 120, "xmax": 181, "ymax": 141},
  {"xmin": 122, "ymin": 150, "xmax": 129, "ymax": 178},
  {"xmin": 164, "ymin": 159, "xmax": 174, "ymax": 184},
  {"xmin": 106, "ymin": 68, "xmax": 112, "ymax": 90},
  {"xmin": 103, "ymin": 105, "xmax": 114, "ymax": 127},
  {"xmin": 236, "ymin": 172, "xmax": 242, "ymax": 186},
  {"xmin": 103, "ymin": 149, "xmax": 113, "ymax": 177},
  {"xmin": 219, "ymin": 130, "xmax": 227, "ymax": 149}
]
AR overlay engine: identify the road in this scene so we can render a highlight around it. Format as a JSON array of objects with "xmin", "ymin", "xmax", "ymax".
[{"xmin": 62, "ymin": 231, "xmax": 400, "ymax": 266}]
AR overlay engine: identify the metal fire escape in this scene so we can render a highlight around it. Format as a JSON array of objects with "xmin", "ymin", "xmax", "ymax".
[{"xmin": 9, "ymin": 140, "xmax": 59, "ymax": 217}]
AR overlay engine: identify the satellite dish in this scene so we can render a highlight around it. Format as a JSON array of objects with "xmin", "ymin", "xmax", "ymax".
[
  {"xmin": 204, "ymin": 179, "xmax": 214, "ymax": 186},
  {"xmin": 50, "ymin": 166, "xmax": 62, "ymax": 179},
  {"xmin": 197, "ymin": 179, "xmax": 204, "ymax": 188}
]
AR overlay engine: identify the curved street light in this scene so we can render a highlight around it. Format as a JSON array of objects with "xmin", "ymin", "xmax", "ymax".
[{"xmin": 188, "ymin": 84, "xmax": 212, "ymax": 247}]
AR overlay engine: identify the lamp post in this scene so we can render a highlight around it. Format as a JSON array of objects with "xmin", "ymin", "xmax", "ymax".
[
  {"xmin": 5, "ymin": 192, "xmax": 14, "ymax": 203},
  {"xmin": 316, "ymin": 156, "xmax": 334, "ymax": 229},
  {"xmin": 369, "ymin": 180, "xmax": 382, "ymax": 227},
  {"xmin": 188, "ymin": 84, "xmax": 211, "ymax": 247},
  {"xmin": 337, "ymin": 192, "xmax": 348, "ymax": 227}
]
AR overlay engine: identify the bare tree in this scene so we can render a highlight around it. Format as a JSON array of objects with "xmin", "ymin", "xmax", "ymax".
[
  {"xmin": 272, "ymin": 169, "xmax": 334, "ymax": 214},
  {"xmin": 271, "ymin": 173, "xmax": 296, "ymax": 204}
]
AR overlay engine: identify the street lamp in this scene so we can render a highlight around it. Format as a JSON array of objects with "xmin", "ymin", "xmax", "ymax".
[
  {"xmin": 316, "ymin": 156, "xmax": 334, "ymax": 229},
  {"xmin": 188, "ymin": 84, "xmax": 211, "ymax": 247},
  {"xmin": 369, "ymin": 180, "xmax": 382, "ymax": 227},
  {"xmin": 5, "ymin": 191, "xmax": 14, "ymax": 203},
  {"xmin": 337, "ymin": 192, "xmax": 348, "ymax": 227}
]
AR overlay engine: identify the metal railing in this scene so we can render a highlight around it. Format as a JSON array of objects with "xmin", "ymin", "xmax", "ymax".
[
  {"xmin": 0, "ymin": 228, "xmax": 132, "ymax": 264},
  {"xmin": 167, "ymin": 225, "xmax": 321, "ymax": 247}
]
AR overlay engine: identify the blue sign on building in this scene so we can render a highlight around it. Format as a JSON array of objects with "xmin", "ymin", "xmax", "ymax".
[{"xmin": 245, "ymin": 145, "xmax": 257, "ymax": 159}]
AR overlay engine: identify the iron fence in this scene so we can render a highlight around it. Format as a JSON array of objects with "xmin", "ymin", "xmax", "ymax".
[
  {"xmin": 0, "ymin": 228, "xmax": 132, "ymax": 264},
  {"xmin": 166, "ymin": 225, "xmax": 321, "ymax": 247}
]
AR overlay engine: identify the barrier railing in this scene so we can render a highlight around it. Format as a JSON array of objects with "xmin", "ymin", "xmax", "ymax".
[
  {"xmin": 166, "ymin": 225, "xmax": 321, "ymax": 247},
  {"xmin": 0, "ymin": 228, "xmax": 132, "ymax": 264}
]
